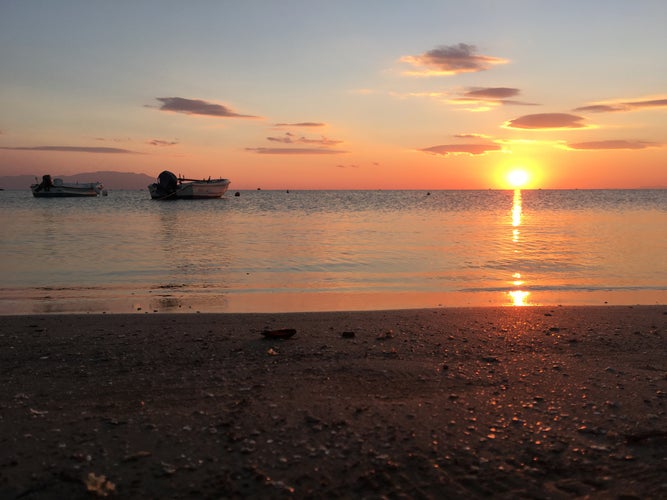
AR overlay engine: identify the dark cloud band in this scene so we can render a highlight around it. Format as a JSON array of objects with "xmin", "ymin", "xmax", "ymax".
[
  {"xmin": 567, "ymin": 140, "xmax": 657, "ymax": 150},
  {"xmin": 246, "ymin": 147, "xmax": 346, "ymax": 155},
  {"xmin": 0, "ymin": 145, "xmax": 139, "ymax": 154},
  {"xmin": 505, "ymin": 113, "xmax": 587, "ymax": 129},
  {"xmin": 420, "ymin": 143, "xmax": 501, "ymax": 156},
  {"xmin": 155, "ymin": 97, "xmax": 258, "ymax": 118}
]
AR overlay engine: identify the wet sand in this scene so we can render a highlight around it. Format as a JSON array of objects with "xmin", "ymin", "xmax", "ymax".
[{"xmin": 1, "ymin": 306, "xmax": 665, "ymax": 498}]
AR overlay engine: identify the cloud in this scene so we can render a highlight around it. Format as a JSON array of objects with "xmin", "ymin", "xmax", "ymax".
[
  {"xmin": 450, "ymin": 87, "xmax": 538, "ymax": 111},
  {"xmin": 574, "ymin": 104, "xmax": 625, "ymax": 113},
  {"xmin": 0, "ymin": 145, "xmax": 140, "ymax": 154},
  {"xmin": 504, "ymin": 113, "xmax": 588, "ymax": 130},
  {"xmin": 454, "ymin": 133, "xmax": 490, "ymax": 139},
  {"xmin": 391, "ymin": 87, "xmax": 535, "ymax": 111},
  {"xmin": 566, "ymin": 139, "xmax": 659, "ymax": 150},
  {"xmin": 391, "ymin": 91, "xmax": 448, "ymax": 99},
  {"xmin": 260, "ymin": 128, "xmax": 344, "ymax": 153},
  {"xmin": 148, "ymin": 139, "xmax": 178, "ymax": 147},
  {"xmin": 335, "ymin": 162, "xmax": 380, "ymax": 169},
  {"xmin": 465, "ymin": 87, "xmax": 519, "ymax": 100},
  {"xmin": 274, "ymin": 122, "xmax": 325, "ymax": 127},
  {"xmin": 267, "ymin": 132, "xmax": 342, "ymax": 146},
  {"xmin": 94, "ymin": 136, "xmax": 133, "ymax": 143},
  {"xmin": 628, "ymin": 98, "xmax": 667, "ymax": 109},
  {"xmin": 400, "ymin": 43, "xmax": 508, "ymax": 76},
  {"xmin": 267, "ymin": 132, "xmax": 295, "ymax": 144},
  {"xmin": 574, "ymin": 97, "xmax": 667, "ymax": 113},
  {"xmin": 420, "ymin": 143, "xmax": 502, "ymax": 156},
  {"xmin": 246, "ymin": 147, "xmax": 347, "ymax": 155},
  {"xmin": 155, "ymin": 97, "xmax": 258, "ymax": 118}
]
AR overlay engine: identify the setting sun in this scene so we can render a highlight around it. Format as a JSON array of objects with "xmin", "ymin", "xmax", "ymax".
[{"xmin": 507, "ymin": 169, "xmax": 530, "ymax": 188}]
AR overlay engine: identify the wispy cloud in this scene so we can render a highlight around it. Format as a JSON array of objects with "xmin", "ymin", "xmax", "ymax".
[
  {"xmin": 267, "ymin": 132, "xmax": 342, "ymax": 146},
  {"xmin": 148, "ymin": 139, "xmax": 179, "ymax": 147},
  {"xmin": 274, "ymin": 122, "xmax": 325, "ymax": 127},
  {"xmin": 450, "ymin": 87, "xmax": 538, "ymax": 111},
  {"xmin": 94, "ymin": 136, "xmax": 132, "ymax": 143},
  {"xmin": 251, "ymin": 126, "xmax": 344, "ymax": 154},
  {"xmin": 574, "ymin": 96, "xmax": 667, "ymax": 113},
  {"xmin": 154, "ymin": 97, "xmax": 259, "ymax": 118},
  {"xmin": 383, "ymin": 90, "xmax": 450, "ymax": 102},
  {"xmin": 0, "ymin": 145, "xmax": 140, "ymax": 154},
  {"xmin": 267, "ymin": 133, "xmax": 295, "ymax": 144},
  {"xmin": 246, "ymin": 147, "xmax": 347, "ymax": 155},
  {"xmin": 383, "ymin": 87, "xmax": 534, "ymax": 112},
  {"xmin": 454, "ymin": 133, "xmax": 491, "ymax": 139},
  {"xmin": 400, "ymin": 43, "xmax": 508, "ymax": 76},
  {"xmin": 419, "ymin": 143, "xmax": 502, "ymax": 156},
  {"xmin": 566, "ymin": 139, "xmax": 659, "ymax": 150},
  {"xmin": 460, "ymin": 87, "xmax": 537, "ymax": 105},
  {"xmin": 574, "ymin": 104, "xmax": 625, "ymax": 113},
  {"xmin": 504, "ymin": 113, "xmax": 588, "ymax": 130},
  {"xmin": 465, "ymin": 87, "xmax": 519, "ymax": 100},
  {"xmin": 335, "ymin": 162, "xmax": 380, "ymax": 169}
]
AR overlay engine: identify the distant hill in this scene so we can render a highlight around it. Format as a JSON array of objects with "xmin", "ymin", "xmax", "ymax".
[{"xmin": 0, "ymin": 171, "xmax": 155, "ymax": 190}]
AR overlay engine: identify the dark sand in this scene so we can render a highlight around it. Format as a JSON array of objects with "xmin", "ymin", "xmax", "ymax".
[{"xmin": 1, "ymin": 306, "xmax": 665, "ymax": 499}]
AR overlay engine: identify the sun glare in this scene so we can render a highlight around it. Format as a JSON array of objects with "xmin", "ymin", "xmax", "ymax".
[
  {"xmin": 509, "ymin": 290, "xmax": 530, "ymax": 306},
  {"xmin": 507, "ymin": 169, "xmax": 529, "ymax": 188}
]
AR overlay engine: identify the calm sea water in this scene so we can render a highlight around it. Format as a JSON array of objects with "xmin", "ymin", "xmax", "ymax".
[{"xmin": 1, "ymin": 189, "xmax": 665, "ymax": 314}]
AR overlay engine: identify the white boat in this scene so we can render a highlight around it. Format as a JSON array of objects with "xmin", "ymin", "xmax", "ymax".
[
  {"xmin": 148, "ymin": 171, "xmax": 230, "ymax": 200},
  {"xmin": 31, "ymin": 175, "xmax": 104, "ymax": 198}
]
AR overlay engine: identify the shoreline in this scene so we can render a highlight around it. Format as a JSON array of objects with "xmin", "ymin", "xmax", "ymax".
[
  {"xmin": 1, "ymin": 306, "xmax": 666, "ymax": 498},
  {"xmin": 1, "ymin": 287, "xmax": 665, "ymax": 315}
]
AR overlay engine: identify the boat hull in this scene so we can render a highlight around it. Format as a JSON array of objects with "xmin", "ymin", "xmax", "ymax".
[
  {"xmin": 31, "ymin": 179, "xmax": 103, "ymax": 197},
  {"xmin": 176, "ymin": 180, "xmax": 230, "ymax": 199},
  {"xmin": 149, "ymin": 177, "xmax": 230, "ymax": 200}
]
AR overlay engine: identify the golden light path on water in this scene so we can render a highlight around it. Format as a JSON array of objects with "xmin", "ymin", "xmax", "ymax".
[{"xmin": 508, "ymin": 188, "xmax": 529, "ymax": 306}]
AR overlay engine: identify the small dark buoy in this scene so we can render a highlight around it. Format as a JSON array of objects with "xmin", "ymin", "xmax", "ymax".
[{"xmin": 234, "ymin": 191, "xmax": 240, "ymax": 197}]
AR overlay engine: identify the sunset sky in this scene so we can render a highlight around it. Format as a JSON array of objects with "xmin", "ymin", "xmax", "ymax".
[{"xmin": 1, "ymin": 1, "xmax": 665, "ymax": 189}]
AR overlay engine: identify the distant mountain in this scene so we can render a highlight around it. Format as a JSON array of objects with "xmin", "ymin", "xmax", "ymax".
[{"xmin": 0, "ymin": 171, "xmax": 155, "ymax": 190}]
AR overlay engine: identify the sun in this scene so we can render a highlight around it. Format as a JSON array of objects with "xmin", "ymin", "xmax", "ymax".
[{"xmin": 507, "ymin": 169, "xmax": 530, "ymax": 188}]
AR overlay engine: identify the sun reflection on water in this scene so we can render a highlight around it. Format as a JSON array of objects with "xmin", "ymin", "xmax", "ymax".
[
  {"xmin": 509, "ymin": 289, "xmax": 530, "ymax": 306},
  {"xmin": 512, "ymin": 189, "xmax": 522, "ymax": 227},
  {"xmin": 507, "ymin": 189, "xmax": 531, "ymax": 306}
]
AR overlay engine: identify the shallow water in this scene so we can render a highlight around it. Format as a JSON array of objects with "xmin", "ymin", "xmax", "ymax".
[{"xmin": 1, "ymin": 189, "xmax": 665, "ymax": 313}]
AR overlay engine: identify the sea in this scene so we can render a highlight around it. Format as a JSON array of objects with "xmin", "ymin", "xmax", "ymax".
[{"xmin": 1, "ymin": 189, "xmax": 665, "ymax": 314}]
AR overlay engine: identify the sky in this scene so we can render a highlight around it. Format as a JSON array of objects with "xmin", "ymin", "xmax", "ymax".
[{"xmin": 1, "ymin": 0, "xmax": 666, "ymax": 190}]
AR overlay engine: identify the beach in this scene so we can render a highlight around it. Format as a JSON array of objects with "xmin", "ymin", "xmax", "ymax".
[{"xmin": 1, "ymin": 306, "xmax": 665, "ymax": 498}]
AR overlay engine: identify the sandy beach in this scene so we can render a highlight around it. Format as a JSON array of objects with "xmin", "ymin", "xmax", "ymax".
[{"xmin": 1, "ymin": 306, "xmax": 665, "ymax": 498}]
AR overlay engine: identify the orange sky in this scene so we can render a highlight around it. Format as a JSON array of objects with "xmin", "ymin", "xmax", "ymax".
[{"xmin": 1, "ymin": 2, "xmax": 665, "ymax": 189}]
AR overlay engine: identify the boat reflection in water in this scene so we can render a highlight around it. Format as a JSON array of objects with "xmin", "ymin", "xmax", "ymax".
[{"xmin": 508, "ymin": 189, "xmax": 531, "ymax": 306}]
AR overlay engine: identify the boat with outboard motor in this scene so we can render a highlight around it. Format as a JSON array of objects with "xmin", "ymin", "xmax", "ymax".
[
  {"xmin": 148, "ymin": 171, "xmax": 230, "ymax": 200},
  {"xmin": 31, "ymin": 175, "xmax": 104, "ymax": 197}
]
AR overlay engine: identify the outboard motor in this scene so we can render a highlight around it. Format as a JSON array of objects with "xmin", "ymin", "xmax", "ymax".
[
  {"xmin": 36, "ymin": 174, "xmax": 54, "ymax": 192},
  {"xmin": 157, "ymin": 171, "xmax": 178, "ymax": 193}
]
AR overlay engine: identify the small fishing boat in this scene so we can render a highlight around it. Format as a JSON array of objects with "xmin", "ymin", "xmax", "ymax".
[
  {"xmin": 148, "ymin": 170, "xmax": 231, "ymax": 200},
  {"xmin": 31, "ymin": 175, "xmax": 104, "ymax": 198}
]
